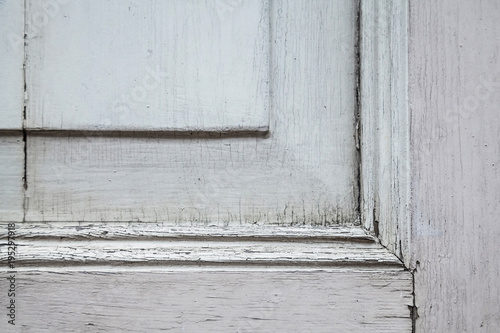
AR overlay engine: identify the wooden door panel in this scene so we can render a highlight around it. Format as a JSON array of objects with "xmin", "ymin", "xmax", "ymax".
[
  {"xmin": 0, "ymin": 1, "xmax": 415, "ymax": 332},
  {"xmin": 0, "ymin": 0, "xmax": 24, "ymax": 129},
  {"xmin": 25, "ymin": 130, "xmax": 357, "ymax": 224},
  {"xmin": 0, "ymin": 135, "xmax": 24, "ymax": 221},
  {"xmin": 25, "ymin": 0, "xmax": 269, "ymax": 132},
  {"xmin": 24, "ymin": 0, "xmax": 359, "ymax": 225}
]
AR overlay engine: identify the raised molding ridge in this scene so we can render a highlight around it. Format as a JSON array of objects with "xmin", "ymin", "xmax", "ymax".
[
  {"xmin": 360, "ymin": 0, "xmax": 411, "ymax": 266},
  {"xmin": 0, "ymin": 223, "xmax": 404, "ymax": 268}
]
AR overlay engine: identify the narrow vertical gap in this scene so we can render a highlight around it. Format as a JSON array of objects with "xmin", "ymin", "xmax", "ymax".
[
  {"xmin": 409, "ymin": 268, "xmax": 419, "ymax": 332},
  {"xmin": 22, "ymin": 131, "xmax": 27, "ymax": 191},
  {"xmin": 373, "ymin": 208, "xmax": 379, "ymax": 237},
  {"xmin": 355, "ymin": 0, "xmax": 362, "ymax": 225},
  {"xmin": 22, "ymin": 0, "xmax": 28, "ymax": 221}
]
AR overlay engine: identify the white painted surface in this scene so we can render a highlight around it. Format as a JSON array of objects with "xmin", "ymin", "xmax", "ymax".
[
  {"xmin": 0, "ymin": 224, "xmax": 401, "ymax": 267},
  {"xmin": 0, "ymin": 135, "xmax": 24, "ymax": 221},
  {"xmin": 409, "ymin": 0, "xmax": 500, "ymax": 331},
  {"xmin": 360, "ymin": 0, "xmax": 411, "ymax": 265},
  {"xmin": 0, "ymin": 2, "xmax": 419, "ymax": 331},
  {"xmin": 25, "ymin": 0, "xmax": 359, "ymax": 225},
  {"xmin": 25, "ymin": 0, "xmax": 269, "ymax": 132},
  {"xmin": 0, "ymin": 268, "xmax": 412, "ymax": 332},
  {"xmin": 2, "ymin": 222, "xmax": 374, "ymax": 241},
  {"xmin": 0, "ymin": 0, "xmax": 24, "ymax": 129},
  {"xmin": 0, "ymin": 223, "xmax": 412, "ymax": 331}
]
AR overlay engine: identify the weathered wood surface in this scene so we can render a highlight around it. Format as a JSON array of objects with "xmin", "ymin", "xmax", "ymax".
[
  {"xmin": 24, "ymin": 0, "xmax": 359, "ymax": 225},
  {"xmin": 409, "ymin": 0, "xmax": 500, "ymax": 331},
  {"xmin": 0, "ymin": 223, "xmax": 373, "ymax": 242},
  {"xmin": 25, "ymin": 0, "xmax": 269, "ymax": 132},
  {"xmin": 0, "ymin": 1, "xmax": 419, "ymax": 331},
  {"xmin": 0, "ymin": 224, "xmax": 400, "ymax": 267},
  {"xmin": 0, "ymin": 135, "xmax": 24, "ymax": 221},
  {"xmin": 0, "ymin": 223, "xmax": 412, "ymax": 331},
  {"xmin": 0, "ymin": 268, "xmax": 412, "ymax": 332},
  {"xmin": 0, "ymin": 0, "xmax": 24, "ymax": 129},
  {"xmin": 0, "ymin": 241, "xmax": 402, "ymax": 267},
  {"xmin": 360, "ymin": 0, "xmax": 411, "ymax": 266}
]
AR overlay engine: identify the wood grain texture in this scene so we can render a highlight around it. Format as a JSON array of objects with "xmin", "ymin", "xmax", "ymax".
[
  {"xmin": 0, "ymin": 222, "xmax": 374, "ymax": 242},
  {"xmin": 0, "ymin": 224, "xmax": 401, "ymax": 268},
  {"xmin": 409, "ymin": 0, "xmax": 500, "ymax": 331},
  {"xmin": 0, "ymin": 134, "xmax": 24, "ymax": 221},
  {"xmin": 0, "ymin": 268, "xmax": 412, "ymax": 332},
  {"xmin": 24, "ymin": 1, "xmax": 359, "ymax": 225},
  {"xmin": 0, "ymin": 0, "xmax": 24, "ymax": 129},
  {"xmin": 360, "ymin": 0, "xmax": 411, "ymax": 266},
  {"xmin": 25, "ymin": 0, "xmax": 269, "ymax": 132},
  {"xmin": 2, "ymin": 240, "xmax": 402, "ymax": 268}
]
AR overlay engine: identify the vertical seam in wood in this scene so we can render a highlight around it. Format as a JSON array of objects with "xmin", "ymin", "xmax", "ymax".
[
  {"xmin": 22, "ymin": 0, "xmax": 28, "ymax": 221},
  {"xmin": 355, "ymin": 0, "xmax": 362, "ymax": 225},
  {"xmin": 410, "ymin": 269, "xmax": 418, "ymax": 332}
]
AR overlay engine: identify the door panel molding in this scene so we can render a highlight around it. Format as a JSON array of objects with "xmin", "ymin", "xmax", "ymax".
[
  {"xmin": 0, "ymin": 222, "xmax": 412, "ymax": 331},
  {"xmin": 1, "ymin": 223, "xmax": 401, "ymax": 268},
  {"xmin": 360, "ymin": 0, "xmax": 411, "ymax": 266}
]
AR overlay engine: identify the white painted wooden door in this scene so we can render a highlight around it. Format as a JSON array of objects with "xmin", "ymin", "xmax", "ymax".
[
  {"xmin": 0, "ymin": 1, "xmax": 412, "ymax": 331},
  {"xmin": 24, "ymin": 0, "xmax": 360, "ymax": 225}
]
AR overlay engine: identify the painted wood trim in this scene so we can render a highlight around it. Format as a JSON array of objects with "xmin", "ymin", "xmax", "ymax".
[
  {"xmin": 0, "ymin": 222, "xmax": 412, "ymax": 331},
  {"xmin": 0, "ymin": 223, "xmax": 403, "ymax": 268},
  {"xmin": 0, "ymin": 223, "xmax": 373, "ymax": 242},
  {"xmin": 3, "ymin": 239, "xmax": 402, "ymax": 268},
  {"xmin": 360, "ymin": 0, "xmax": 411, "ymax": 266}
]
